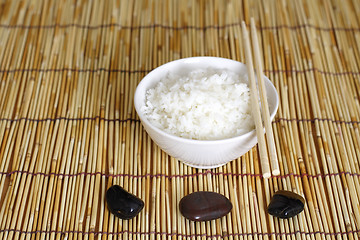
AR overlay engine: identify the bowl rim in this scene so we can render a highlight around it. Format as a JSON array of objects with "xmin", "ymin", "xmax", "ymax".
[{"xmin": 134, "ymin": 56, "xmax": 279, "ymax": 145}]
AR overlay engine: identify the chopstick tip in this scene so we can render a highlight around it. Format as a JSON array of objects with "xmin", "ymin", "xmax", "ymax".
[
  {"xmin": 263, "ymin": 172, "xmax": 271, "ymax": 179},
  {"xmin": 241, "ymin": 21, "xmax": 247, "ymax": 28},
  {"xmin": 272, "ymin": 169, "xmax": 280, "ymax": 176}
]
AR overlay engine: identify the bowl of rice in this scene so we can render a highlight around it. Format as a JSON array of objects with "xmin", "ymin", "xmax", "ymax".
[{"xmin": 134, "ymin": 57, "xmax": 279, "ymax": 169}]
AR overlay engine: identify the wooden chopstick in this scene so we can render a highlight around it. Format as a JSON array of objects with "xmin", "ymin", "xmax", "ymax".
[
  {"xmin": 241, "ymin": 21, "xmax": 271, "ymax": 179},
  {"xmin": 250, "ymin": 18, "xmax": 280, "ymax": 176}
]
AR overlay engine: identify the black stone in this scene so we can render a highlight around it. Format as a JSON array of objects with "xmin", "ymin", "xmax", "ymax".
[
  {"xmin": 106, "ymin": 185, "xmax": 144, "ymax": 220},
  {"xmin": 179, "ymin": 191, "xmax": 233, "ymax": 221},
  {"xmin": 267, "ymin": 190, "xmax": 305, "ymax": 219}
]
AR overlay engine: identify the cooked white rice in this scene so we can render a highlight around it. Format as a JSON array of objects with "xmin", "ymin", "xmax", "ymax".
[{"xmin": 141, "ymin": 68, "xmax": 254, "ymax": 140}]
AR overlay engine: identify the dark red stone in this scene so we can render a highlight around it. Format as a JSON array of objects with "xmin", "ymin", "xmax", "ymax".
[
  {"xmin": 179, "ymin": 191, "xmax": 232, "ymax": 221},
  {"xmin": 106, "ymin": 185, "xmax": 144, "ymax": 220}
]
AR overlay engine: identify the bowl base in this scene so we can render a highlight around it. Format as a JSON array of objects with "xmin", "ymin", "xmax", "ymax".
[{"xmin": 179, "ymin": 159, "xmax": 230, "ymax": 169}]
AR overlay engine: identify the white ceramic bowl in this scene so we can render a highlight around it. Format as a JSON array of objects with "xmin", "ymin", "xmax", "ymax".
[{"xmin": 134, "ymin": 57, "xmax": 279, "ymax": 169}]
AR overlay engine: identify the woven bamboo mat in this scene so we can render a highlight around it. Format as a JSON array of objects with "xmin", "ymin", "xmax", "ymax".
[{"xmin": 1, "ymin": 0, "xmax": 360, "ymax": 239}]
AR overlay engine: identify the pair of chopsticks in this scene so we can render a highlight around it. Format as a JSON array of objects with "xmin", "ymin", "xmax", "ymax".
[{"xmin": 242, "ymin": 19, "xmax": 280, "ymax": 178}]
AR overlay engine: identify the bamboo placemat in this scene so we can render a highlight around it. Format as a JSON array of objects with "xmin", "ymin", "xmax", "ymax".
[{"xmin": 1, "ymin": 0, "xmax": 360, "ymax": 239}]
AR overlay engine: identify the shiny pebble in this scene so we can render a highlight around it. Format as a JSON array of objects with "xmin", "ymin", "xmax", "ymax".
[
  {"xmin": 106, "ymin": 185, "xmax": 144, "ymax": 220},
  {"xmin": 179, "ymin": 191, "xmax": 232, "ymax": 221},
  {"xmin": 267, "ymin": 190, "xmax": 305, "ymax": 219}
]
